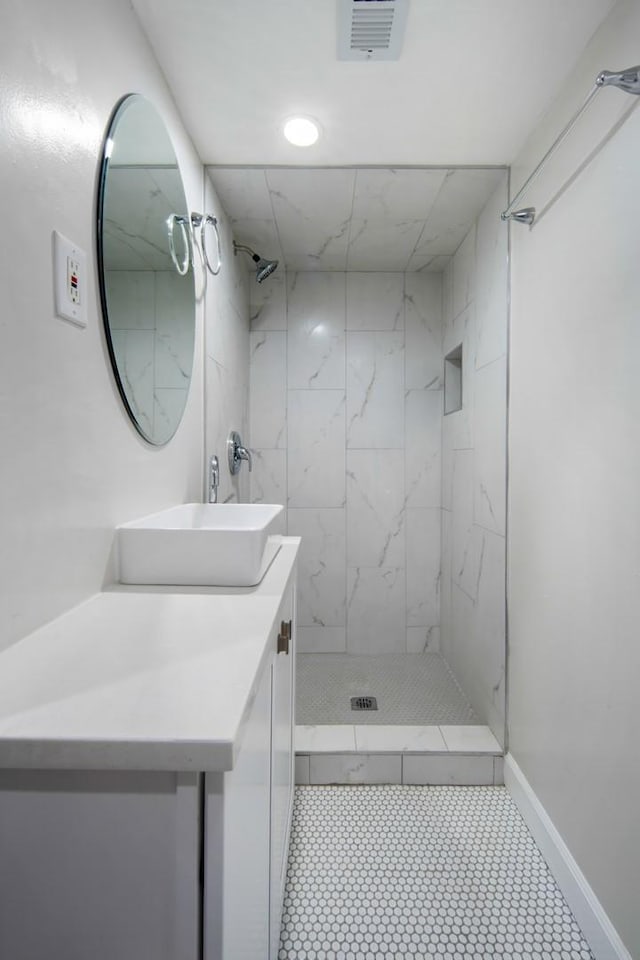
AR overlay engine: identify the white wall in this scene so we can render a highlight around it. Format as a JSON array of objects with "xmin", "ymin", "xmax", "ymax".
[
  {"xmin": 249, "ymin": 271, "xmax": 442, "ymax": 654},
  {"xmin": 0, "ymin": 1, "xmax": 249, "ymax": 651},
  {"xmin": 440, "ymin": 175, "xmax": 509, "ymax": 745},
  {"xmin": 508, "ymin": 1, "xmax": 640, "ymax": 953}
]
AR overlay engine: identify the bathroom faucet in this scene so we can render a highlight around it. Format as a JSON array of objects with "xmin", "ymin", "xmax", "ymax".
[
  {"xmin": 208, "ymin": 454, "xmax": 220, "ymax": 503},
  {"xmin": 227, "ymin": 430, "xmax": 252, "ymax": 475}
]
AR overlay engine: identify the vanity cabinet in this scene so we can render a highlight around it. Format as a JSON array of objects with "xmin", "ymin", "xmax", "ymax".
[
  {"xmin": 0, "ymin": 545, "xmax": 298, "ymax": 960},
  {"xmin": 204, "ymin": 579, "xmax": 295, "ymax": 960}
]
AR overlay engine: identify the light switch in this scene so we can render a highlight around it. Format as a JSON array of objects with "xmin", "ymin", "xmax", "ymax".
[{"xmin": 53, "ymin": 231, "xmax": 87, "ymax": 327}]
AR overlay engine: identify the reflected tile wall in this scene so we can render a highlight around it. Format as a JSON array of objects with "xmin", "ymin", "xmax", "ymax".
[
  {"xmin": 249, "ymin": 270, "xmax": 443, "ymax": 654},
  {"xmin": 440, "ymin": 173, "xmax": 508, "ymax": 746}
]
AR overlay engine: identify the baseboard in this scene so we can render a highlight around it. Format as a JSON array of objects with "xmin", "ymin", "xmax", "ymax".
[{"xmin": 504, "ymin": 754, "xmax": 631, "ymax": 960}]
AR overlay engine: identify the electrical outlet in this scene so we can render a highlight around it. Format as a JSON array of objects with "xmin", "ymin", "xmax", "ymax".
[{"xmin": 53, "ymin": 231, "xmax": 87, "ymax": 327}]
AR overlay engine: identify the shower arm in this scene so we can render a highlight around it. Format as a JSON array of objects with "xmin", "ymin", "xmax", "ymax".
[
  {"xmin": 233, "ymin": 241, "xmax": 260, "ymax": 262},
  {"xmin": 501, "ymin": 65, "xmax": 640, "ymax": 225}
]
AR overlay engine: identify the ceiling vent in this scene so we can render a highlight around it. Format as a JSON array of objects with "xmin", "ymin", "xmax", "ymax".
[{"xmin": 337, "ymin": 0, "xmax": 409, "ymax": 61}]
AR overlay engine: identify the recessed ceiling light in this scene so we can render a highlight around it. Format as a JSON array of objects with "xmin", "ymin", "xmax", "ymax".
[{"xmin": 283, "ymin": 116, "xmax": 320, "ymax": 147}]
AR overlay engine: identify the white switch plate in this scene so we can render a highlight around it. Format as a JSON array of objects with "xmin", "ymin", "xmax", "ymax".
[{"xmin": 53, "ymin": 231, "xmax": 87, "ymax": 327}]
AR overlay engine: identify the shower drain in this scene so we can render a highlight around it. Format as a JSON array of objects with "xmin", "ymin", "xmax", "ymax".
[{"xmin": 350, "ymin": 696, "xmax": 378, "ymax": 711}]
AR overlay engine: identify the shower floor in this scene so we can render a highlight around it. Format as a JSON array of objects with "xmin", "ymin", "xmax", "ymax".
[{"xmin": 296, "ymin": 653, "xmax": 478, "ymax": 726}]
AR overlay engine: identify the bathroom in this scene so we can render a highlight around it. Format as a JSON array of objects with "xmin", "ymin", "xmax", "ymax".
[{"xmin": 0, "ymin": 1, "xmax": 638, "ymax": 958}]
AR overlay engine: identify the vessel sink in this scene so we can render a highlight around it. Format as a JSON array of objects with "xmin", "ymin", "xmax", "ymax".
[{"xmin": 117, "ymin": 502, "xmax": 284, "ymax": 587}]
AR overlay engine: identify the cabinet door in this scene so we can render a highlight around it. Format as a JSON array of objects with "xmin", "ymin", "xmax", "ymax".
[
  {"xmin": 269, "ymin": 581, "xmax": 296, "ymax": 959},
  {"xmin": 0, "ymin": 770, "xmax": 201, "ymax": 960},
  {"xmin": 204, "ymin": 657, "xmax": 272, "ymax": 960}
]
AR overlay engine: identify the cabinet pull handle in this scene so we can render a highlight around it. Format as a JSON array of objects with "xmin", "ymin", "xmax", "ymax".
[{"xmin": 277, "ymin": 619, "xmax": 292, "ymax": 655}]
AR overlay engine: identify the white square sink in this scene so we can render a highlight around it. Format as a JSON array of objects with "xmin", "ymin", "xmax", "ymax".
[{"xmin": 117, "ymin": 503, "xmax": 284, "ymax": 587}]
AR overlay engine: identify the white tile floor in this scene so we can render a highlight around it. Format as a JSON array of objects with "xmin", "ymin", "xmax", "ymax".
[
  {"xmin": 278, "ymin": 785, "xmax": 595, "ymax": 960},
  {"xmin": 297, "ymin": 654, "xmax": 477, "ymax": 726},
  {"xmin": 295, "ymin": 725, "xmax": 503, "ymax": 786}
]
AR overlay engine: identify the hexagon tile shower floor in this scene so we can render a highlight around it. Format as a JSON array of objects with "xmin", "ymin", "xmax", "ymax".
[{"xmin": 278, "ymin": 785, "xmax": 594, "ymax": 959}]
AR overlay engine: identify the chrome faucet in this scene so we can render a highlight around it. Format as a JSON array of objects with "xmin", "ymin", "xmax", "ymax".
[
  {"xmin": 208, "ymin": 454, "xmax": 220, "ymax": 503},
  {"xmin": 227, "ymin": 430, "xmax": 252, "ymax": 475}
]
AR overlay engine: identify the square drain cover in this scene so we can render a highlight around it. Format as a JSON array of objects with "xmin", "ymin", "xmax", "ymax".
[{"xmin": 351, "ymin": 696, "xmax": 378, "ymax": 711}]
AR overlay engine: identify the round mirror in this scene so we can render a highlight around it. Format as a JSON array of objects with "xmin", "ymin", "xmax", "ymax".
[{"xmin": 97, "ymin": 95, "xmax": 196, "ymax": 445}]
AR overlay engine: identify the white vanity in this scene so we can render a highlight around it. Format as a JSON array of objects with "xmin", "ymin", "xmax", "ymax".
[{"xmin": 0, "ymin": 536, "xmax": 299, "ymax": 960}]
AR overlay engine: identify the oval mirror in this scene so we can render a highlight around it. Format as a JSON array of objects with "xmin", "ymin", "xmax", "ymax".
[{"xmin": 97, "ymin": 95, "xmax": 196, "ymax": 445}]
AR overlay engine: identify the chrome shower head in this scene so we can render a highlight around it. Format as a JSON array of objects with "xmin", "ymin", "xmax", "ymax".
[{"xmin": 233, "ymin": 241, "xmax": 279, "ymax": 283}]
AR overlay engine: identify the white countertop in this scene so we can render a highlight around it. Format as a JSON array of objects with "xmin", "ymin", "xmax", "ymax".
[{"xmin": 0, "ymin": 539, "xmax": 299, "ymax": 773}]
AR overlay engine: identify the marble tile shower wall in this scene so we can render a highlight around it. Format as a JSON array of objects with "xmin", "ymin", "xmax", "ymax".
[
  {"xmin": 106, "ymin": 271, "xmax": 194, "ymax": 444},
  {"xmin": 440, "ymin": 175, "xmax": 508, "ymax": 743},
  {"xmin": 249, "ymin": 271, "xmax": 443, "ymax": 655}
]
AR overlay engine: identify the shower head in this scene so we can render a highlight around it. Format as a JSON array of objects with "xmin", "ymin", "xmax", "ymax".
[{"xmin": 233, "ymin": 241, "xmax": 279, "ymax": 283}]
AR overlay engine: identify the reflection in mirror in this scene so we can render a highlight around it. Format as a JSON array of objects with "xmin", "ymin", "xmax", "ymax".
[{"xmin": 97, "ymin": 95, "xmax": 196, "ymax": 445}]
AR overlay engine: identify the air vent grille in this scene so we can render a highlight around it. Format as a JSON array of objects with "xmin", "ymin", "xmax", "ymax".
[{"xmin": 337, "ymin": 0, "xmax": 409, "ymax": 62}]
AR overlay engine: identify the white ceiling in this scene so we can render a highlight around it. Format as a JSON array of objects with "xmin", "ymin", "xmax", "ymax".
[
  {"xmin": 131, "ymin": 0, "xmax": 614, "ymax": 272},
  {"xmin": 132, "ymin": 0, "xmax": 615, "ymax": 167},
  {"xmin": 207, "ymin": 166, "xmax": 505, "ymax": 272}
]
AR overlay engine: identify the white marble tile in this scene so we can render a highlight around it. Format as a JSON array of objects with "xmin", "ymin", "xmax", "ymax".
[
  {"xmin": 249, "ymin": 331, "xmax": 286, "ymax": 448},
  {"xmin": 347, "ymin": 219, "xmax": 424, "ymax": 271},
  {"xmin": 346, "ymin": 566, "xmax": 405, "ymax": 654},
  {"xmin": 267, "ymin": 168, "xmax": 356, "ymax": 226},
  {"xmin": 155, "ymin": 274, "xmax": 195, "ymax": 388},
  {"xmin": 442, "ymin": 259, "xmax": 454, "ymax": 331},
  {"xmin": 452, "ymin": 225, "xmax": 476, "ymax": 320},
  {"xmin": 294, "ymin": 754, "xmax": 310, "ymax": 785},
  {"xmin": 110, "ymin": 329, "xmax": 154, "ymax": 436},
  {"xmin": 295, "ymin": 725, "xmax": 356, "ymax": 753},
  {"xmin": 448, "ymin": 304, "xmax": 476, "ymax": 452},
  {"xmin": 405, "ymin": 389, "xmax": 442, "ymax": 509},
  {"xmin": 406, "ymin": 626, "xmax": 441, "ymax": 653},
  {"xmin": 296, "ymin": 626, "xmax": 346, "ymax": 654},
  {"xmin": 267, "ymin": 169, "xmax": 355, "ymax": 271},
  {"xmin": 439, "ymin": 725, "xmax": 502, "ymax": 753},
  {"xmin": 249, "ymin": 449, "xmax": 286, "ymax": 507},
  {"xmin": 346, "ymin": 273, "xmax": 404, "ymax": 331},
  {"xmin": 441, "ymin": 415, "xmax": 454, "ymax": 512},
  {"xmin": 473, "ymin": 356, "xmax": 507, "ymax": 535},
  {"xmin": 404, "ymin": 273, "xmax": 443, "ymax": 390},
  {"xmin": 103, "ymin": 168, "xmax": 185, "ymax": 271},
  {"xmin": 408, "ymin": 169, "xmax": 504, "ymax": 269},
  {"xmin": 455, "ymin": 523, "xmax": 485, "ymax": 603},
  {"xmin": 105, "ymin": 271, "xmax": 155, "ymax": 329},
  {"xmin": 346, "ymin": 332, "xmax": 404, "ymax": 448},
  {"xmin": 249, "ymin": 271, "xmax": 287, "ymax": 331},
  {"xmin": 309, "ymin": 754, "xmax": 402, "ymax": 785},
  {"xmin": 287, "ymin": 508, "xmax": 346, "ymax": 627},
  {"xmin": 352, "ymin": 168, "xmax": 447, "ymax": 221},
  {"xmin": 287, "ymin": 272, "xmax": 346, "ymax": 389},
  {"xmin": 287, "ymin": 390, "xmax": 345, "ymax": 507},
  {"xmin": 346, "ymin": 450, "xmax": 405, "ymax": 568},
  {"xmin": 280, "ymin": 221, "xmax": 350, "ymax": 272},
  {"xmin": 475, "ymin": 174, "xmax": 508, "ymax": 369},
  {"xmin": 206, "ymin": 167, "xmax": 274, "ymax": 220},
  {"xmin": 473, "ymin": 528, "xmax": 506, "ymax": 743},
  {"xmin": 354, "ymin": 725, "xmax": 447, "ymax": 753},
  {"xmin": 439, "ymin": 510, "xmax": 452, "ymax": 653},
  {"xmin": 402, "ymin": 754, "xmax": 494, "ymax": 785},
  {"xmin": 406, "ymin": 509, "xmax": 440, "ymax": 628},
  {"xmin": 153, "ymin": 388, "xmax": 188, "ymax": 445},
  {"xmin": 451, "ymin": 449, "xmax": 474, "ymax": 594}
]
